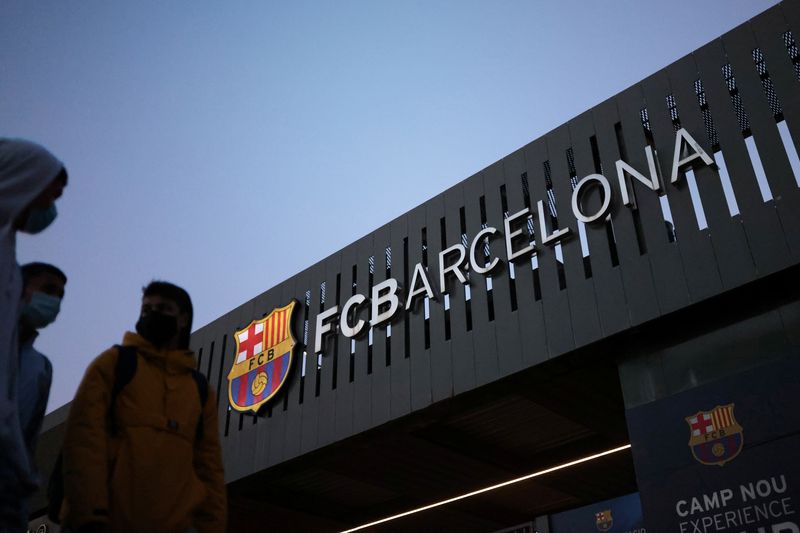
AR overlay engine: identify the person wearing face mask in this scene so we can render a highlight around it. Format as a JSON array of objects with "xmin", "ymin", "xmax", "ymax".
[
  {"xmin": 62, "ymin": 281, "xmax": 226, "ymax": 533},
  {"xmin": 0, "ymin": 139, "xmax": 67, "ymax": 531},
  {"xmin": 5, "ymin": 262, "xmax": 66, "ymax": 529}
]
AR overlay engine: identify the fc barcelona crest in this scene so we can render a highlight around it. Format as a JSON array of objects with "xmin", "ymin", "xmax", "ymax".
[
  {"xmin": 595, "ymin": 510, "xmax": 613, "ymax": 531},
  {"xmin": 228, "ymin": 301, "xmax": 297, "ymax": 413},
  {"xmin": 685, "ymin": 403, "xmax": 743, "ymax": 466}
]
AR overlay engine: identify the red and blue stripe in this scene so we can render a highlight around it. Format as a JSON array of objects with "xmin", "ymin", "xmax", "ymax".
[{"xmin": 232, "ymin": 351, "xmax": 291, "ymax": 407}]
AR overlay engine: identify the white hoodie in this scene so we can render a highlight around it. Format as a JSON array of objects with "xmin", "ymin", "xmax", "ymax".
[{"xmin": 0, "ymin": 138, "xmax": 64, "ymax": 508}]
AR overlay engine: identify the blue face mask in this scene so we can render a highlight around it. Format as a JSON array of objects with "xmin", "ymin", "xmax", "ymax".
[
  {"xmin": 20, "ymin": 292, "xmax": 62, "ymax": 329},
  {"xmin": 21, "ymin": 203, "xmax": 58, "ymax": 234}
]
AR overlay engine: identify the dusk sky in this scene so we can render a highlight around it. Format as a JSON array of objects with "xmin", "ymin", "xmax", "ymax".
[{"xmin": 1, "ymin": 0, "xmax": 779, "ymax": 412}]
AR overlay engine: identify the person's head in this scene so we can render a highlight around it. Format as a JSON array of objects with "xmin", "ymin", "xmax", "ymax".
[
  {"xmin": 0, "ymin": 138, "xmax": 67, "ymax": 232},
  {"xmin": 137, "ymin": 281, "xmax": 193, "ymax": 350},
  {"xmin": 19, "ymin": 262, "xmax": 67, "ymax": 331},
  {"xmin": 16, "ymin": 167, "xmax": 67, "ymax": 233}
]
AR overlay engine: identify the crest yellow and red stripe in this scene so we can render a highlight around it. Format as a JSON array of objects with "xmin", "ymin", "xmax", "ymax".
[
  {"xmin": 711, "ymin": 405, "xmax": 734, "ymax": 430},
  {"xmin": 263, "ymin": 307, "xmax": 290, "ymax": 348}
]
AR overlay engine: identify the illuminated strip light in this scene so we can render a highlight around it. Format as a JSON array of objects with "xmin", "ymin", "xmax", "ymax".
[{"xmin": 340, "ymin": 443, "xmax": 632, "ymax": 533}]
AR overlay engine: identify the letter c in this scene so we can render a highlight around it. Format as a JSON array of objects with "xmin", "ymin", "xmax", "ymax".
[{"xmin": 676, "ymin": 500, "xmax": 688, "ymax": 518}]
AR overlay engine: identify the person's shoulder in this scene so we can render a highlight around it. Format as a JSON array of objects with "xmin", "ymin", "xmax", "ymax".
[
  {"xmin": 96, "ymin": 345, "xmax": 122, "ymax": 361},
  {"xmin": 42, "ymin": 353, "xmax": 52, "ymax": 383},
  {"xmin": 33, "ymin": 348, "xmax": 52, "ymax": 377},
  {"xmin": 20, "ymin": 341, "xmax": 46, "ymax": 363},
  {"xmin": 85, "ymin": 345, "xmax": 124, "ymax": 374}
]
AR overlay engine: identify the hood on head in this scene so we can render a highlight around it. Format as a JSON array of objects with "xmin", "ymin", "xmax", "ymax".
[{"xmin": 0, "ymin": 138, "xmax": 65, "ymax": 230}]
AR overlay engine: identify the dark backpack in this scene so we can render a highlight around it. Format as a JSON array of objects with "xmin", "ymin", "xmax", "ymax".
[{"xmin": 46, "ymin": 345, "xmax": 209, "ymax": 523}]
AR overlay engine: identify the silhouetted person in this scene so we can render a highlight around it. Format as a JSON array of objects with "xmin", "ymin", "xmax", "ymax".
[
  {"xmin": 0, "ymin": 139, "xmax": 66, "ymax": 532},
  {"xmin": 62, "ymin": 281, "xmax": 226, "ymax": 533},
  {"xmin": 12, "ymin": 262, "xmax": 67, "ymax": 528}
]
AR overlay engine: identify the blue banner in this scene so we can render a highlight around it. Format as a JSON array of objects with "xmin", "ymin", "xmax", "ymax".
[
  {"xmin": 625, "ymin": 358, "xmax": 800, "ymax": 533},
  {"xmin": 550, "ymin": 492, "xmax": 646, "ymax": 533}
]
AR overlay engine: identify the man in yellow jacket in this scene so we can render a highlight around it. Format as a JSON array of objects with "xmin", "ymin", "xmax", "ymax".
[{"xmin": 63, "ymin": 281, "xmax": 226, "ymax": 533}]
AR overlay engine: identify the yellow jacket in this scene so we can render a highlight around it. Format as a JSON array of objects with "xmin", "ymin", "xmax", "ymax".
[{"xmin": 63, "ymin": 332, "xmax": 226, "ymax": 532}]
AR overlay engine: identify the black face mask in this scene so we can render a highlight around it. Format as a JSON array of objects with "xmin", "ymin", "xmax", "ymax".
[{"xmin": 136, "ymin": 311, "xmax": 178, "ymax": 348}]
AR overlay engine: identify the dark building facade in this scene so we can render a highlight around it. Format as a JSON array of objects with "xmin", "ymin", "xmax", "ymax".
[{"xmin": 32, "ymin": 2, "xmax": 800, "ymax": 532}]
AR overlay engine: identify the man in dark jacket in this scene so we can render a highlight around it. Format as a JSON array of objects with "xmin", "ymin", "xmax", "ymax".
[{"xmin": 63, "ymin": 281, "xmax": 226, "ymax": 533}]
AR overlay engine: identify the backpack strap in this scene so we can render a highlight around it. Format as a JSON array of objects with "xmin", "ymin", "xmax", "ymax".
[
  {"xmin": 110, "ymin": 345, "xmax": 138, "ymax": 435},
  {"xmin": 191, "ymin": 369, "xmax": 209, "ymax": 440}
]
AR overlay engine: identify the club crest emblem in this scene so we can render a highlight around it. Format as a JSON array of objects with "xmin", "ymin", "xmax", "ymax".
[
  {"xmin": 595, "ymin": 509, "xmax": 613, "ymax": 532},
  {"xmin": 228, "ymin": 301, "xmax": 297, "ymax": 413},
  {"xmin": 685, "ymin": 403, "xmax": 743, "ymax": 466}
]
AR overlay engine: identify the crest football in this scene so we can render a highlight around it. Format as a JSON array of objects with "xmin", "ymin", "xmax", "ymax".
[
  {"xmin": 595, "ymin": 509, "xmax": 613, "ymax": 532},
  {"xmin": 685, "ymin": 403, "xmax": 743, "ymax": 466},
  {"xmin": 228, "ymin": 301, "xmax": 297, "ymax": 413}
]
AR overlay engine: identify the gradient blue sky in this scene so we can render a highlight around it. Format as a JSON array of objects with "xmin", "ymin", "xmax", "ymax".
[{"xmin": 1, "ymin": 0, "xmax": 779, "ymax": 411}]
